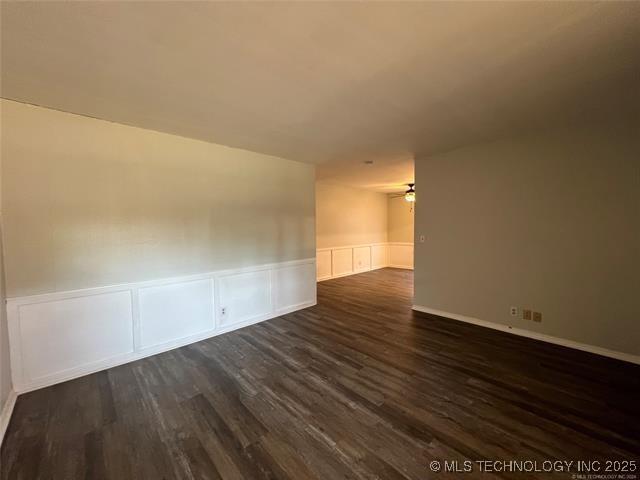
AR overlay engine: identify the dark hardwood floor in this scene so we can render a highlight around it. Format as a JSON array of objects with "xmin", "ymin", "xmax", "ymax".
[{"xmin": 2, "ymin": 268, "xmax": 639, "ymax": 479}]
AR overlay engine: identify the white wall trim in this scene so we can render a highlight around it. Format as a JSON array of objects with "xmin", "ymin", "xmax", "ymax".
[
  {"xmin": 412, "ymin": 305, "xmax": 640, "ymax": 365},
  {"xmin": 0, "ymin": 389, "xmax": 17, "ymax": 447},
  {"xmin": 316, "ymin": 242, "xmax": 389, "ymax": 253},
  {"xmin": 316, "ymin": 242, "xmax": 413, "ymax": 281},
  {"xmin": 6, "ymin": 258, "xmax": 312, "ymax": 306},
  {"xmin": 387, "ymin": 242, "xmax": 414, "ymax": 270},
  {"xmin": 7, "ymin": 258, "xmax": 316, "ymax": 393}
]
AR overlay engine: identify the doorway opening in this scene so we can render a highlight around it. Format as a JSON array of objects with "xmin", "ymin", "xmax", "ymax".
[{"xmin": 315, "ymin": 180, "xmax": 414, "ymax": 282}]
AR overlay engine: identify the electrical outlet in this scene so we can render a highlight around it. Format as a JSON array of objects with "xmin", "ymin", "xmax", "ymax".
[
  {"xmin": 221, "ymin": 307, "xmax": 227, "ymax": 316},
  {"xmin": 510, "ymin": 306, "xmax": 518, "ymax": 317},
  {"xmin": 533, "ymin": 311, "xmax": 542, "ymax": 322},
  {"xmin": 523, "ymin": 309, "xmax": 532, "ymax": 321}
]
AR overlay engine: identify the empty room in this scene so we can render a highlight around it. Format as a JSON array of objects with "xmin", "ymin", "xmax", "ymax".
[{"xmin": 0, "ymin": 2, "xmax": 639, "ymax": 479}]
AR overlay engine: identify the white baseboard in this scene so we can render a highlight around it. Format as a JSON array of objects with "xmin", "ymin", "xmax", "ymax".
[
  {"xmin": 0, "ymin": 389, "xmax": 17, "ymax": 447},
  {"xmin": 317, "ymin": 264, "xmax": 390, "ymax": 282},
  {"xmin": 412, "ymin": 305, "xmax": 640, "ymax": 365},
  {"xmin": 317, "ymin": 242, "xmax": 413, "ymax": 281},
  {"xmin": 7, "ymin": 258, "xmax": 317, "ymax": 393},
  {"xmin": 388, "ymin": 264, "xmax": 413, "ymax": 270}
]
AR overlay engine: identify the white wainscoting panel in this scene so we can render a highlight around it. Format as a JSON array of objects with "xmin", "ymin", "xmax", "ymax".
[
  {"xmin": 388, "ymin": 243, "xmax": 414, "ymax": 269},
  {"xmin": 371, "ymin": 245, "xmax": 388, "ymax": 269},
  {"xmin": 218, "ymin": 270, "xmax": 272, "ymax": 328},
  {"xmin": 316, "ymin": 250, "xmax": 332, "ymax": 281},
  {"xmin": 275, "ymin": 263, "xmax": 316, "ymax": 312},
  {"xmin": 7, "ymin": 258, "xmax": 316, "ymax": 393},
  {"xmin": 331, "ymin": 248, "xmax": 354, "ymax": 278},
  {"xmin": 317, "ymin": 243, "xmax": 412, "ymax": 281},
  {"xmin": 353, "ymin": 246, "xmax": 371, "ymax": 273},
  {"xmin": 139, "ymin": 278, "xmax": 214, "ymax": 349},
  {"xmin": 14, "ymin": 291, "xmax": 134, "ymax": 385}
]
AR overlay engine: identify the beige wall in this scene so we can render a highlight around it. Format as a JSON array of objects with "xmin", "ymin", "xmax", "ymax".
[
  {"xmin": 316, "ymin": 181, "xmax": 388, "ymax": 249},
  {"xmin": 414, "ymin": 124, "xmax": 640, "ymax": 356},
  {"xmin": 0, "ymin": 184, "xmax": 12, "ymax": 414},
  {"xmin": 1, "ymin": 100, "xmax": 316, "ymax": 297},
  {"xmin": 387, "ymin": 195, "xmax": 414, "ymax": 243}
]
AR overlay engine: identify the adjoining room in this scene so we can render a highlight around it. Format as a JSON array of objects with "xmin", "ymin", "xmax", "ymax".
[
  {"xmin": 1, "ymin": 2, "xmax": 638, "ymax": 479},
  {"xmin": 315, "ymin": 173, "xmax": 415, "ymax": 282}
]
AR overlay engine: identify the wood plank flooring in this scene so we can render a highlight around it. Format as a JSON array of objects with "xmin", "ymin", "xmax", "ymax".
[{"xmin": 2, "ymin": 268, "xmax": 639, "ymax": 479}]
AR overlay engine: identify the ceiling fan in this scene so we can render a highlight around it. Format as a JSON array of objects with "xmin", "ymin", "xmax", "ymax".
[{"xmin": 389, "ymin": 183, "xmax": 415, "ymax": 203}]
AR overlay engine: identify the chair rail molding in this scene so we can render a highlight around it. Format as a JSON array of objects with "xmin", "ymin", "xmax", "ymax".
[
  {"xmin": 6, "ymin": 258, "xmax": 316, "ymax": 393},
  {"xmin": 316, "ymin": 242, "xmax": 414, "ymax": 281}
]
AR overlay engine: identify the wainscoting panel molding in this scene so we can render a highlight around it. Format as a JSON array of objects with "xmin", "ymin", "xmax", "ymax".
[
  {"xmin": 353, "ymin": 246, "xmax": 372, "ymax": 273},
  {"xmin": 388, "ymin": 242, "xmax": 414, "ymax": 269},
  {"xmin": 331, "ymin": 248, "xmax": 354, "ymax": 278},
  {"xmin": 371, "ymin": 245, "xmax": 388, "ymax": 269},
  {"xmin": 14, "ymin": 290, "xmax": 135, "ymax": 385},
  {"xmin": 218, "ymin": 269, "xmax": 272, "ymax": 328},
  {"xmin": 138, "ymin": 278, "xmax": 215, "ymax": 349},
  {"xmin": 6, "ymin": 258, "xmax": 316, "ymax": 393},
  {"xmin": 275, "ymin": 262, "xmax": 317, "ymax": 313},
  {"xmin": 317, "ymin": 242, "xmax": 413, "ymax": 281},
  {"xmin": 316, "ymin": 250, "xmax": 332, "ymax": 281}
]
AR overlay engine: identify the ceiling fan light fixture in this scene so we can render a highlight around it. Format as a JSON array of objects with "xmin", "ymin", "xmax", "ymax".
[{"xmin": 404, "ymin": 183, "xmax": 415, "ymax": 202}]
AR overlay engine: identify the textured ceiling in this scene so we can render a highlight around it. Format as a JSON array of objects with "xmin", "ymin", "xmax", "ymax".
[{"xmin": 2, "ymin": 2, "xmax": 639, "ymax": 192}]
